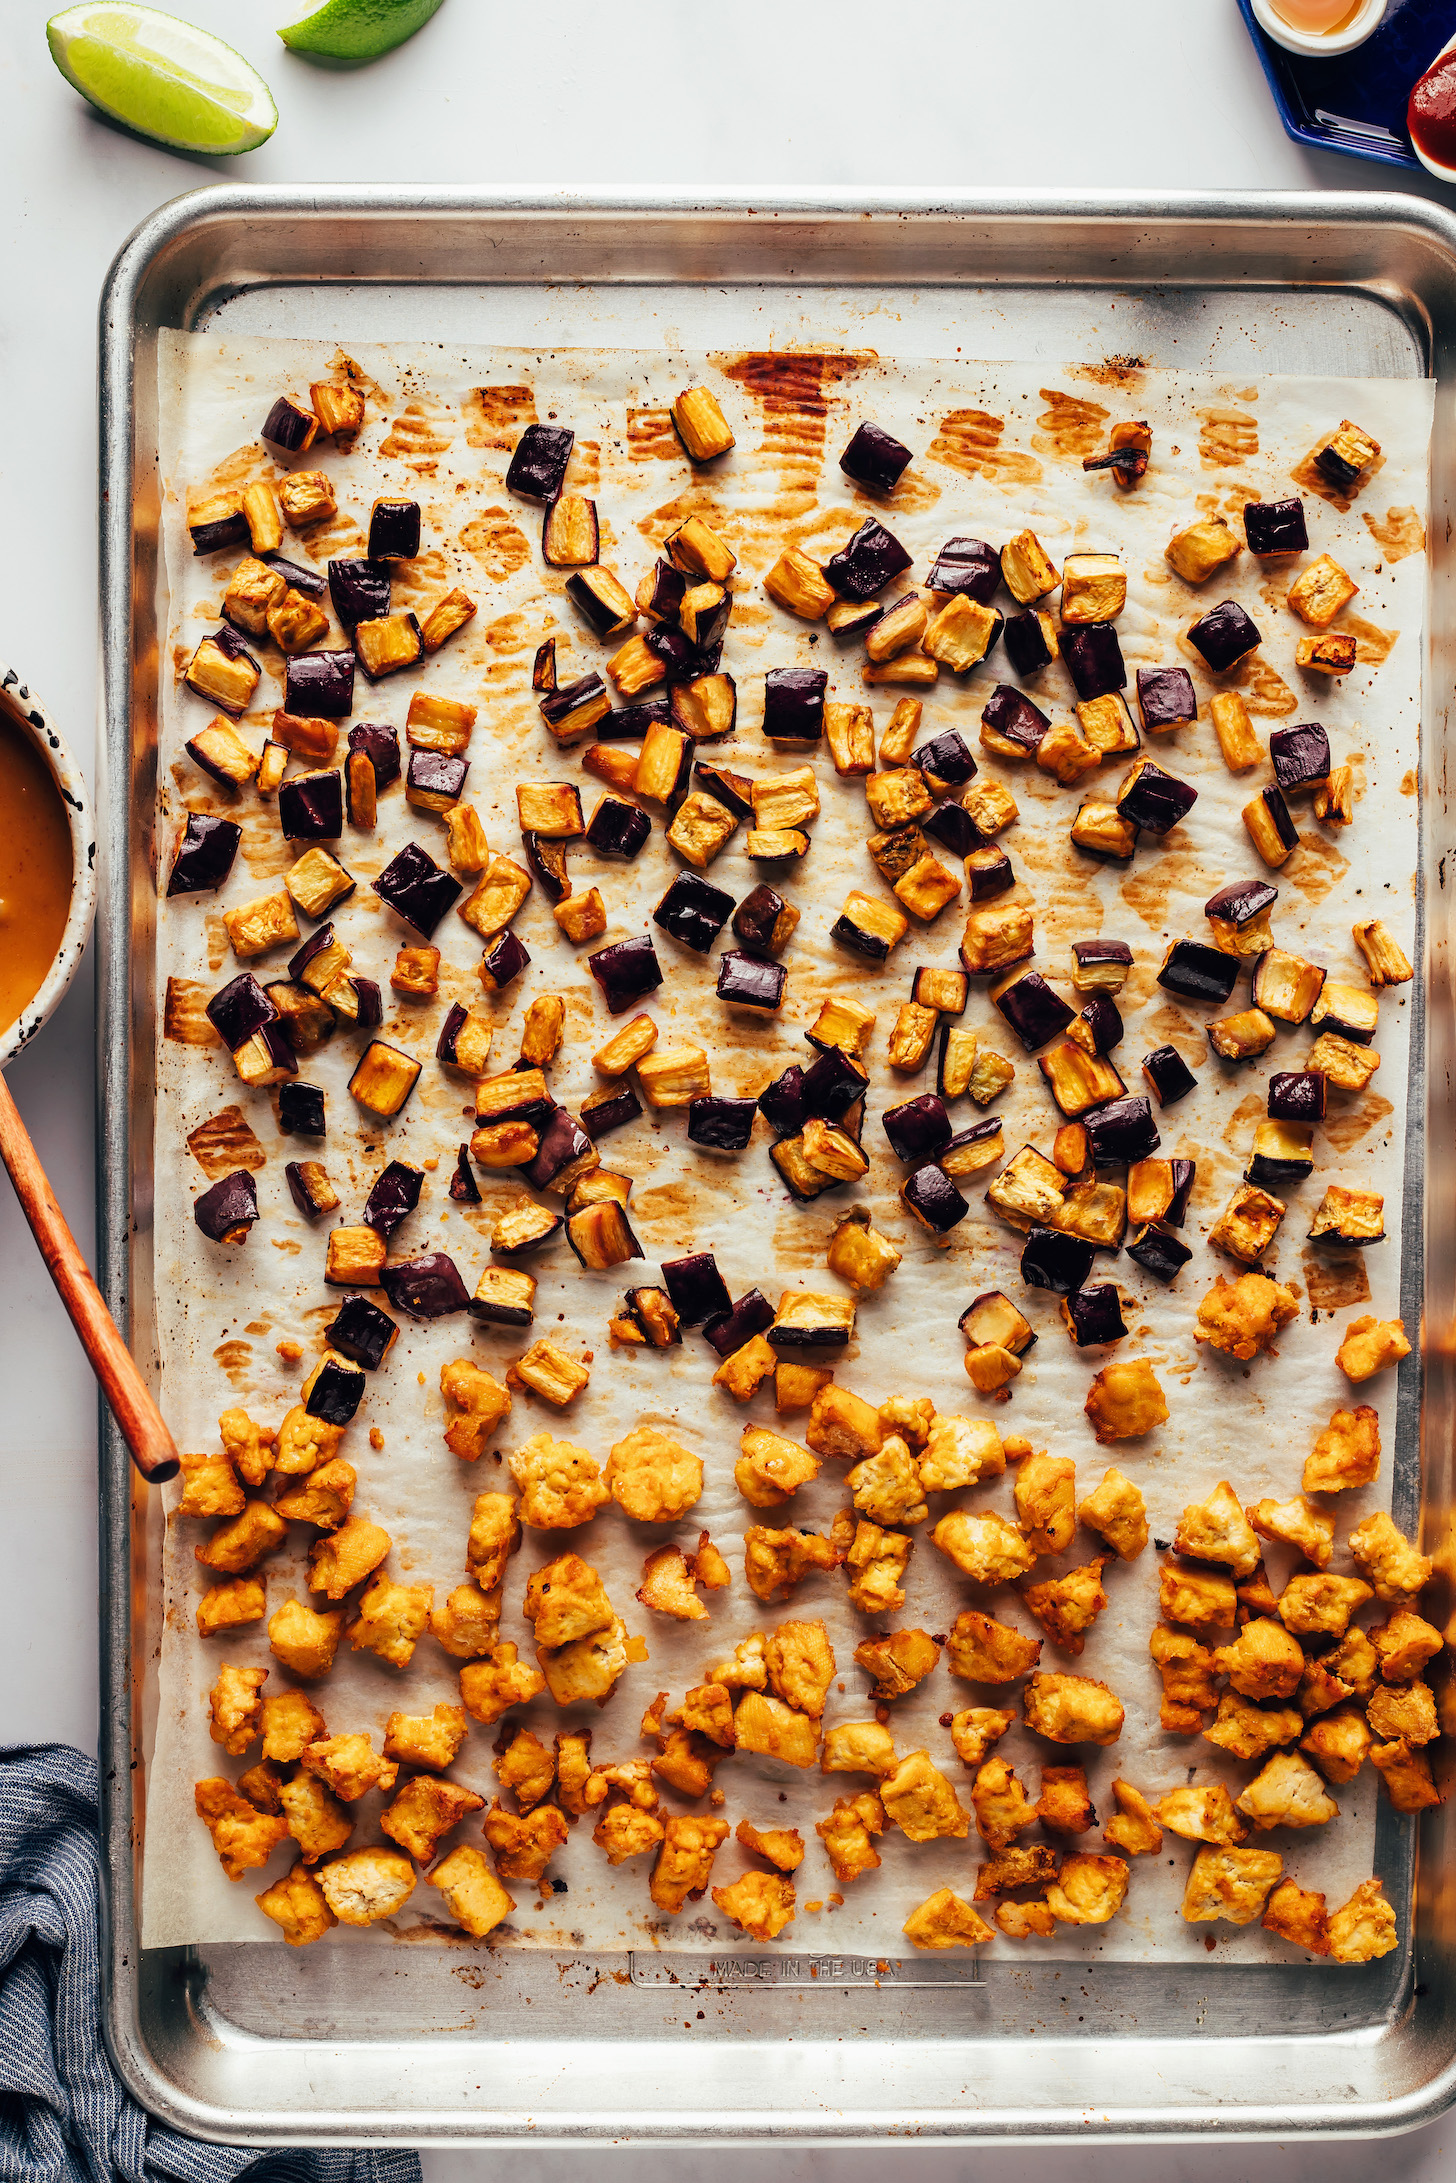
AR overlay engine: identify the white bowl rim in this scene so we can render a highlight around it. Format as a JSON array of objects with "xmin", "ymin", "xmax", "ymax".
[
  {"xmin": 1408, "ymin": 27, "xmax": 1456, "ymax": 179},
  {"xmin": 1249, "ymin": 0, "xmax": 1388, "ymax": 59},
  {"xmin": 0, "ymin": 661, "xmax": 99, "ymax": 1072}
]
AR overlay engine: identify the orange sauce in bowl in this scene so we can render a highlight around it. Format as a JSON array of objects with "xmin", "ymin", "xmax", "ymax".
[{"xmin": 0, "ymin": 715, "xmax": 73, "ymax": 1034}]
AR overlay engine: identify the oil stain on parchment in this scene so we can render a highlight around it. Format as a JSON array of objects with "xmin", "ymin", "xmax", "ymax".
[
  {"xmin": 1196, "ymin": 407, "xmax": 1258, "ymax": 469},
  {"xmin": 186, "ymin": 1106, "xmax": 265, "ymax": 1180},
  {"xmin": 464, "ymin": 386, "xmax": 536, "ymax": 450},
  {"xmin": 380, "ymin": 395, "xmax": 455, "ymax": 466},
  {"xmin": 459, "ymin": 508, "xmax": 532, "ymax": 582},
  {"xmin": 1033, "ymin": 388, "xmax": 1108, "ymax": 461},
  {"xmin": 1363, "ymin": 505, "xmax": 1425, "ymax": 562},
  {"xmin": 628, "ymin": 408, "xmax": 679, "ymax": 462},
  {"xmin": 1302, "ymin": 1247, "xmax": 1371, "ymax": 1312},
  {"xmin": 923, "ymin": 410, "xmax": 1042, "ymax": 488},
  {"xmin": 715, "ymin": 351, "xmax": 870, "ymax": 518},
  {"xmin": 163, "ymin": 979, "xmax": 219, "ymax": 1047}
]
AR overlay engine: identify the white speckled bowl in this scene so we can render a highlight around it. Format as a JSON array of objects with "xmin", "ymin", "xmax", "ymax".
[
  {"xmin": 1249, "ymin": 0, "xmax": 1387, "ymax": 57},
  {"xmin": 0, "ymin": 661, "xmax": 98, "ymax": 1068}
]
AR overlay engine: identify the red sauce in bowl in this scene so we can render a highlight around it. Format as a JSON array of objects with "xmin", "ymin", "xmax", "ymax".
[{"xmin": 1409, "ymin": 49, "xmax": 1456, "ymax": 169}]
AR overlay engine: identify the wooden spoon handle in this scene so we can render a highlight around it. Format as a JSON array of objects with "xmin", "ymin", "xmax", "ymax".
[{"xmin": 0, "ymin": 1069, "xmax": 179, "ymax": 1484}]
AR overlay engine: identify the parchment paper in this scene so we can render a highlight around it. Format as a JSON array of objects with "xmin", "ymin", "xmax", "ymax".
[{"xmin": 142, "ymin": 330, "xmax": 1431, "ymax": 1962}]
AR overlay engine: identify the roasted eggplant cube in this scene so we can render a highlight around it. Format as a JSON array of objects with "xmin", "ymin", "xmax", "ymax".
[
  {"xmin": 372, "ymin": 841, "xmax": 462, "ymax": 938},
  {"xmin": 801, "ymin": 1046, "xmax": 869, "ymax": 1122},
  {"xmin": 732, "ymin": 884, "xmax": 799, "ymax": 960},
  {"xmin": 825, "ymin": 517, "xmax": 913, "ymax": 601},
  {"xmin": 1076, "ymin": 694, "xmax": 1140, "ymax": 759},
  {"xmin": 1135, "ymin": 666, "xmax": 1197, "ymax": 735},
  {"xmin": 1060, "ymin": 552, "xmax": 1126, "ymax": 623},
  {"xmin": 285, "ymin": 847, "xmax": 355, "ymax": 922},
  {"xmin": 978, "ymin": 684, "xmax": 1050, "ymax": 761},
  {"xmin": 277, "ymin": 1081, "xmax": 326, "ymax": 1139},
  {"xmin": 470, "ymin": 1264, "xmax": 537, "ymax": 1327},
  {"xmin": 261, "ymin": 393, "xmax": 318, "ymax": 453},
  {"xmin": 1270, "ymin": 723, "xmax": 1331, "ymax": 796},
  {"xmin": 1085, "ymin": 1096, "xmax": 1161, "ymax": 1168},
  {"xmin": 1039, "ymin": 1040, "xmax": 1126, "ymax": 1118},
  {"xmin": 1242, "ymin": 786, "xmax": 1300, "ymax": 871},
  {"xmin": 361, "ymin": 1161, "xmax": 424, "ymax": 1240},
  {"xmin": 923, "ymin": 595, "xmax": 1003, "ymax": 672},
  {"xmin": 882, "ymin": 1094, "xmax": 952, "ymax": 1163},
  {"xmin": 540, "ymin": 673, "xmax": 612, "ymax": 746},
  {"xmin": 717, "ymin": 952, "xmax": 785, "ymax": 1011},
  {"xmin": 670, "ymin": 385, "xmax": 735, "ymax": 462},
  {"xmin": 1311, "ymin": 979, "xmax": 1379, "ymax": 1045},
  {"xmin": 277, "ymin": 769, "xmax": 344, "ymax": 844},
  {"xmin": 581, "ymin": 1085, "xmax": 643, "ymax": 1141},
  {"xmin": 1117, "ymin": 758, "xmax": 1198, "ymax": 836},
  {"xmin": 368, "ymin": 499, "xmax": 421, "ymax": 561},
  {"xmin": 1062, "ymin": 1285, "xmax": 1128, "ymax": 1346},
  {"xmin": 586, "ymin": 796, "xmax": 652, "ymax": 861},
  {"xmin": 840, "ymin": 420, "xmax": 912, "ymax": 494},
  {"xmin": 507, "ymin": 423, "xmax": 574, "ymax": 502},
  {"xmin": 490, "ymin": 1201, "xmax": 564, "ymax": 1256},
  {"xmin": 304, "ymin": 1353, "xmax": 366, "ymax": 1426},
  {"xmin": 769, "ymin": 1289, "xmax": 857, "ymax": 1349},
  {"xmin": 1312, "ymin": 419, "xmax": 1380, "ymax": 494},
  {"xmin": 1071, "ymin": 940, "xmax": 1132, "ymax": 995},
  {"xmin": 1269, "ymin": 1071, "xmax": 1327, "ymax": 1124},
  {"xmin": 937, "ymin": 1022, "xmax": 979, "ymax": 1102},
  {"xmin": 476, "ymin": 932, "xmax": 530, "ymax": 995},
  {"xmin": 349, "ymin": 1041, "xmax": 422, "ymax": 1119},
  {"xmin": 1142, "ymin": 1045, "xmax": 1198, "ymax": 1107},
  {"xmin": 541, "ymin": 495, "xmax": 599, "ymax": 569},
  {"xmin": 168, "ymin": 813, "xmax": 242, "ymax": 897},
  {"xmin": 831, "ymin": 892, "xmax": 908, "ymax": 962},
  {"xmin": 1001, "ymin": 530, "xmax": 1059, "ymax": 605},
  {"xmin": 1209, "ymin": 1182, "xmax": 1285, "ymax": 1265},
  {"xmin": 926, "ymin": 535, "xmax": 1000, "ymax": 602},
  {"xmin": 325, "ymin": 1294, "xmax": 399, "ymax": 1371},
  {"xmin": 1125, "ymin": 1224, "xmax": 1192, "ymax": 1284},
  {"xmin": 1062, "ymin": 623, "xmax": 1126, "ymax": 702},
  {"xmin": 1002, "ymin": 609, "xmax": 1058, "ymax": 678},
  {"xmin": 222, "ymin": 555, "xmax": 286, "ymax": 636},
  {"xmin": 985, "ymin": 1146, "xmax": 1066, "ymax": 1233},
  {"xmin": 348, "ymin": 721, "xmax": 402, "ymax": 793},
  {"xmin": 1189, "ymin": 599, "xmax": 1260, "ymax": 673},
  {"xmin": 960, "ymin": 1290, "xmax": 1037, "ymax": 1354},
  {"xmin": 913, "ymin": 966, "xmax": 969, "ymax": 1015},
  {"xmin": 1246, "ymin": 1120, "xmax": 1314, "ymax": 1189},
  {"xmin": 1244, "ymin": 498, "xmax": 1309, "ymax": 556},
  {"xmin": 566, "ymin": 1201, "xmax": 644, "ymax": 1272},
  {"xmin": 400, "ymin": 749, "xmax": 467, "ymax": 817},
  {"xmin": 902, "ymin": 1162, "xmax": 970, "ymax": 1235},
  {"xmin": 660, "ymin": 1252, "xmax": 732, "ymax": 1328},
  {"xmin": 1021, "ymin": 1226, "xmax": 1095, "ymax": 1295},
  {"xmin": 939, "ymin": 1119, "xmax": 1005, "ymax": 1178},
  {"xmin": 688, "ymin": 1095, "xmax": 757, "ymax": 1151},
  {"xmin": 425, "ymin": 589, "xmax": 479, "ymax": 659},
  {"xmin": 1204, "ymin": 878, "xmax": 1278, "ymax": 958},
  {"xmin": 1251, "ymin": 948, "xmax": 1326, "ymax": 1025},
  {"xmin": 762, "ymin": 667, "xmax": 827, "ymax": 744},
  {"xmin": 327, "ymin": 557, "xmax": 390, "ymax": 633},
  {"xmin": 758, "ymin": 1066, "xmax": 808, "ymax": 1137},
  {"xmin": 1208, "ymin": 1008, "xmax": 1278, "ymax": 1063},
  {"xmin": 354, "ymin": 613, "xmax": 424, "ymax": 682},
  {"xmin": 1298, "ymin": 632, "xmax": 1358, "ymax": 676},
  {"xmin": 624, "ymin": 1286, "xmax": 683, "ymax": 1347},
  {"xmin": 1070, "ymin": 801, "xmax": 1138, "ymax": 862},
  {"xmin": 206, "ymin": 971, "xmax": 279, "ymax": 1053},
  {"xmin": 1165, "ymin": 515, "xmax": 1240, "ymax": 586},
  {"xmin": 285, "ymin": 650, "xmax": 355, "ymax": 719},
  {"xmin": 266, "ymin": 980, "xmax": 333, "ymax": 1053},
  {"xmin": 186, "ymin": 632, "xmax": 260, "ymax": 717},
  {"xmin": 1069, "ymin": 993, "xmax": 1125, "ymax": 1056},
  {"xmin": 1157, "ymin": 939, "xmax": 1239, "ymax": 1006},
  {"xmin": 652, "ymin": 871, "xmax": 733, "ymax": 955},
  {"xmin": 379, "ymin": 1252, "xmax": 471, "ymax": 1319},
  {"xmin": 994, "ymin": 973, "xmax": 1074, "ymax": 1053},
  {"xmin": 188, "ymin": 495, "xmax": 249, "ymax": 556},
  {"xmin": 194, "ymin": 1170, "xmax": 259, "ymax": 1245},
  {"xmin": 912, "ymin": 730, "xmax": 978, "ymax": 795},
  {"xmin": 287, "ymin": 1161, "xmax": 339, "ymax": 1220},
  {"xmin": 1308, "ymin": 1184, "xmax": 1385, "ymax": 1247}
]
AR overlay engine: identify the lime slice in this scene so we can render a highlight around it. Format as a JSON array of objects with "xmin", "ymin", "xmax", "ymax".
[
  {"xmin": 278, "ymin": 0, "xmax": 445, "ymax": 60},
  {"xmin": 47, "ymin": 4, "xmax": 277, "ymax": 154}
]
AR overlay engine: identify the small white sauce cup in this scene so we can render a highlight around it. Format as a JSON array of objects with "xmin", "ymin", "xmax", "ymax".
[
  {"xmin": 1249, "ymin": 0, "xmax": 1387, "ymax": 58},
  {"xmin": 0, "ymin": 661, "xmax": 98, "ymax": 1070}
]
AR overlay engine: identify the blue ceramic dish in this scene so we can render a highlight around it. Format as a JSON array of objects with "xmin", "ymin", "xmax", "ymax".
[{"xmin": 1238, "ymin": 0, "xmax": 1456, "ymax": 168}]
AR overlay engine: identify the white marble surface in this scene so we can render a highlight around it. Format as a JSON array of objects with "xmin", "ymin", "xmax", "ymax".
[{"xmin": 3, "ymin": 0, "xmax": 1455, "ymax": 2166}]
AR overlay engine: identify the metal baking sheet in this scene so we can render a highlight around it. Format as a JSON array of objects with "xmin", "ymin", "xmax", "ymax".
[{"xmin": 97, "ymin": 187, "xmax": 1456, "ymax": 2147}]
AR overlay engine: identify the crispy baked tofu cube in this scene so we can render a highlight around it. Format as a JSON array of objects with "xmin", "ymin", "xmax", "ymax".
[
  {"xmin": 266, "ymin": 1598, "xmax": 344, "ymax": 1678},
  {"xmin": 1328, "ymin": 1878, "xmax": 1399, "ymax": 1964},
  {"xmin": 970, "ymin": 1755, "xmax": 1035, "ymax": 1848},
  {"xmin": 1045, "ymin": 1854, "xmax": 1128, "ymax": 1926},
  {"xmin": 1371, "ymin": 1608, "xmax": 1443, "ymax": 1683},
  {"xmin": 844, "ymin": 1520, "xmax": 914, "ymax": 1614},
  {"xmin": 1248, "ymin": 1494, "xmax": 1334, "ymax": 1569},
  {"xmin": 429, "ymin": 1581, "xmax": 502, "ymax": 1660},
  {"xmin": 804, "ymin": 1385, "xmax": 882, "ymax": 1464},
  {"xmin": 1203, "ymin": 1693, "xmax": 1302, "ymax": 1763},
  {"xmin": 848, "ymin": 1437, "xmax": 928, "ymax": 1528},
  {"xmin": 440, "ymin": 1358, "xmax": 512, "ymax": 1463},
  {"xmin": 712, "ymin": 1334, "xmax": 778, "ymax": 1404},
  {"xmin": 1149, "ymin": 1625, "xmax": 1219, "ymax": 1732},
  {"xmin": 826, "ymin": 1211, "xmax": 902, "ymax": 1295},
  {"xmin": 1287, "ymin": 552, "xmax": 1358, "ymax": 628},
  {"xmin": 1103, "ymin": 1779, "xmax": 1163, "ymax": 1857},
  {"xmin": 1023, "ymin": 1562, "xmax": 1109, "ymax": 1657},
  {"xmin": 537, "ymin": 1615, "xmax": 631, "ymax": 1708},
  {"xmin": 1261, "ymin": 1880, "xmax": 1334, "ymax": 1958},
  {"xmin": 1302, "ymin": 1404, "xmax": 1381, "ymax": 1493},
  {"xmin": 1296, "ymin": 632, "xmax": 1357, "ymax": 674},
  {"xmin": 636, "ymin": 1544, "xmax": 708, "ymax": 1622},
  {"xmin": 278, "ymin": 1773, "xmax": 353, "ymax": 1864},
  {"xmin": 381, "ymin": 1776, "xmax": 486, "ymax": 1864},
  {"xmin": 255, "ymin": 1865, "xmax": 336, "ymax": 1947},
  {"xmin": 606, "ymin": 1425, "xmax": 702, "ymax": 1521},
  {"xmin": 1077, "ymin": 1467, "xmax": 1147, "ymax": 1560},
  {"xmin": 1237, "ymin": 1751, "xmax": 1340, "ymax": 1832},
  {"xmin": 306, "ymin": 1516, "xmax": 390, "ymax": 1602},
  {"xmin": 743, "ymin": 1526, "xmax": 839, "ymax": 1602},
  {"xmin": 1278, "ymin": 1573, "xmax": 1373, "ymax": 1641},
  {"xmin": 651, "ymin": 1814, "xmax": 733, "ymax": 1913},
  {"xmin": 301, "ymin": 1731, "xmax": 397, "ymax": 1804},
  {"xmin": 854, "ymin": 1627, "xmax": 942, "ymax": 1703},
  {"xmin": 208, "ymin": 1663, "xmax": 268, "ymax": 1756},
  {"xmin": 458, "ymin": 1642, "xmax": 546, "ymax": 1724},
  {"xmin": 1022, "ymin": 1672, "xmax": 1124, "ymax": 1746},
  {"xmin": 1165, "ymin": 514, "xmax": 1241, "ymax": 585},
  {"xmin": 1326, "ymin": 1626, "xmax": 1379, "ymax": 1700},
  {"xmin": 178, "ymin": 1447, "xmax": 246, "ymax": 1520},
  {"xmin": 316, "ymin": 1847, "xmax": 416, "ymax": 1929},
  {"xmin": 196, "ymin": 1501, "xmax": 287, "ymax": 1576},
  {"xmin": 920, "ymin": 1415, "xmax": 1006, "ymax": 1494},
  {"xmin": 881, "ymin": 1751, "xmax": 970, "ymax": 1842},
  {"xmin": 1153, "ymin": 1784, "xmax": 1248, "ymax": 1846},
  {"xmin": 713, "ymin": 1869, "xmax": 797, "ymax": 1940},
  {"xmin": 734, "ymin": 1818, "xmax": 804, "ymax": 1874},
  {"xmin": 259, "ymin": 1690, "xmax": 325, "ymax": 1768},
  {"xmin": 735, "ymin": 1426, "xmax": 819, "ymax": 1509},
  {"xmin": 1174, "ymin": 1482, "xmax": 1261, "ymax": 1578},
  {"xmin": 1335, "ymin": 1315, "xmax": 1410, "ymax": 1383},
  {"xmin": 506, "ymin": 1435, "xmax": 605, "ymax": 1532},
  {"xmin": 1159, "ymin": 1567, "xmax": 1237, "ymax": 1633},
  {"xmin": 428, "ymin": 1844, "xmax": 516, "ymax": 1937},
  {"xmin": 382, "ymin": 1702, "xmax": 468, "ymax": 1774},
  {"xmin": 1194, "ymin": 1272, "xmax": 1299, "ymax": 1360},
  {"xmin": 509, "ymin": 1340, "xmax": 592, "ymax": 1407},
  {"xmin": 594, "ymin": 1803, "xmax": 667, "ymax": 1865},
  {"xmin": 1300, "ymin": 1707, "xmax": 1372, "ymax": 1785},
  {"xmin": 1036, "ymin": 716, "xmax": 1101, "ymax": 785},
  {"xmin": 1015, "ymin": 1451, "xmax": 1076, "ymax": 1555},
  {"xmin": 1368, "ymin": 1680, "xmax": 1438, "ymax": 1747},
  {"xmin": 945, "ymin": 1710, "xmax": 1013, "ymax": 1773},
  {"xmin": 194, "ymin": 1777, "xmax": 289, "ymax": 1880},
  {"xmin": 820, "ymin": 1721, "xmax": 898, "ymax": 1777},
  {"xmin": 931, "ymin": 1508, "xmax": 1036, "ymax": 1584},
  {"xmin": 482, "ymin": 1800, "xmax": 570, "ymax": 1881},
  {"xmin": 1181, "ymin": 1846, "xmax": 1282, "ymax": 1926},
  {"xmin": 1214, "ymin": 1616, "xmax": 1305, "ymax": 1701},
  {"xmin": 764, "ymin": 1619, "xmax": 835, "ymax": 1718},
  {"xmin": 522, "ymin": 1552, "xmax": 614, "ymax": 1649},
  {"xmin": 462, "ymin": 1498, "xmax": 521, "ymax": 1602},
  {"xmin": 903, "ymin": 1888, "xmax": 993, "ymax": 1950},
  {"xmin": 1083, "ymin": 1357, "xmax": 1168, "ymax": 1444}
]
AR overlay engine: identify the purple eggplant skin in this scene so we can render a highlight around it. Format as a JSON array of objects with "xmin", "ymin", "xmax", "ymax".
[
  {"xmin": 304, "ymin": 1354, "xmax": 366, "ymax": 1426},
  {"xmin": 662, "ymin": 1251, "xmax": 733, "ymax": 1327},
  {"xmin": 277, "ymin": 1081, "xmax": 326, "ymax": 1137},
  {"xmin": 289, "ymin": 924, "xmax": 337, "ymax": 985},
  {"xmin": 506, "ymin": 423, "xmax": 574, "ymax": 502},
  {"xmin": 1142, "ymin": 1045, "xmax": 1198, "ymax": 1107},
  {"xmin": 1086, "ymin": 1095, "xmax": 1162, "ymax": 1168},
  {"xmin": 1063, "ymin": 623, "xmax": 1127, "ymax": 701},
  {"xmin": 1074, "ymin": 939, "xmax": 1133, "ymax": 975},
  {"xmin": 599, "ymin": 696, "xmax": 672, "ymax": 742},
  {"xmin": 363, "ymin": 1160, "xmax": 424, "ymax": 1238},
  {"xmin": 279, "ymin": 768, "xmax": 345, "ymax": 842},
  {"xmin": 194, "ymin": 1169, "xmax": 259, "ymax": 1243},
  {"xmin": 1189, "ymin": 599, "xmax": 1261, "ymax": 673},
  {"xmin": 261, "ymin": 394, "xmax": 316, "ymax": 451},
  {"xmin": 586, "ymin": 797, "xmax": 652, "ymax": 859},
  {"xmin": 1247, "ymin": 1144, "xmax": 1314, "ymax": 1191},
  {"xmin": 758, "ymin": 1064, "xmax": 809, "ymax": 1137},
  {"xmin": 581, "ymin": 1084, "xmax": 643, "ymax": 1141},
  {"xmin": 926, "ymin": 535, "xmax": 1000, "ymax": 603},
  {"xmin": 703, "ymin": 1287, "xmax": 777, "ymax": 1358},
  {"xmin": 326, "ymin": 1293, "xmax": 398, "ymax": 1370},
  {"xmin": 372, "ymin": 841, "xmax": 463, "ymax": 939},
  {"xmin": 688, "ymin": 1095, "xmax": 757, "ymax": 1151},
  {"xmin": 1078, "ymin": 993, "xmax": 1125, "ymax": 1055},
  {"xmin": 1158, "ymin": 939, "xmax": 1239, "ymax": 1006},
  {"xmin": 1269, "ymin": 1070, "xmax": 1328, "ymax": 1124},
  {"xmin": 801, "ymin": 1046, "xmax": 869, "ymax": 1120},
  {"xmin": 480, "ymin": 930, "xmax": 531, "ymax": 993},
  {"xmin": 840, "ymin": 420, "xmax": 913, "ymax": 494},
  {"xmin": 436, "ymin": 1002, "xmax": 468, "ymax": 1065},
  {"xmin": 284, "ymin": 1160, "xmax": 330, "ymax": 1217},
  {"xmin": 1205, "ymin": 878, "xmax": 1278, "ymax": 927},
  {"xmin": 407, "ymin": 748, "xmax": 469, "ymax": 805},
  {"xmin": 762, "ymin": 667, "xmax": 827, "ymax": 744},
  {"xmin": 1021, "ymin": 1226, "xmax": 1096, "ymax": 1295},
  {"xmin": 1001, "ymin": 610, "xmax": 1054, "ymax": 677},
  {"xmin": 523, "ymin": 1108, "xmax": 595, "ymax": 1192},
  {"xmin": 352, "ymin": 981, "xmax": 383, "ymax": 1031},
  {"xmin": 641, "ymin": 559, "xmax": 688, "ymax": 621},
  {"xmin": 913, "ymin": 731, "xmax": 978, "ymax": 790},
  {"xmin": 1244, "ymin": 497, "xmax": 1308, "ymax": 557},
  {"xmin": 733, "ymin": 883, "xmax": 791, "ymax": 957},
  {"xmin": 966, "ymin": 846, "xmax": 1014, "ymax": 901},
  {"xmin": 206, "ymin": 972, "xmax": 279, "ymax": 1052},
  {"xmin": 902, "ymin": 1162, "xmax": 970, "ymax": 1235},
  {"xmin": 1270, "ymin": 723, "xmax": 1331, "ymax": 795},
  {"xmin": 167, "ymin": 812, "xmax": 242, "ymax": 896},
  {"xmin": 691, "ymin": 762, "xmax": 753, "ymax": 822},
  {"xmin": 1167, "ymin": 1158, "xmax": 1196, "ymax": 1227},
  {"xmin": 717, "ymin": 951, "xmax": 785, "ymax": 1010},
  {"xmin": 368, "ymin": 500, "xmax": 421, "ymax": 560},
  {"xmin": 347, "ymin": 721, "xmax": 402, "ymax": 794},
  {"xmin": 328, "ymin": 558, "xmax": 391, "ymax": 633},
  {"xmin": 263, "ymin": 554, "xmax": 327, "ymax": 600},
  {"xmin": 925, "ymin": 801, "xmax": 985, "ymax": 857},
  {"xmin": 882, "ymin": 1093, "xmax": 953, "ymax": 1163},
  {"xmin": 636, "ymin": 619, "xmax": 695, "ymax": 677},
  {"xmin": 995, "ymin": 973, "xmax": 1076, "ymax": 1053},
  {"xmin": 653, "ymin": 871, "xmax": 734, "ymax": 954},
  {"xmin": 190, "ymin": 506, "xmax": 250, "ymax": 556},
  {"xmin": 944, "ymin": 1118, "xmax": 1003, "ymax": 1160},
  {"xmin": 1125, "ymin": 1223, "xmax": 1193, "ymax": 1283},
  {"xmin": 1135, "ymin": 665, "xmax": 1197, "ymax": 734},
  {"xmin": 540, "ymin": 672, "xmax": 609, "ymax": 732},
  {"xmin": 1118, "ymin": 761, "xmax": 1198, "ymax": 836},
  {"xmin": 1258, "ymin": 785, "xmax": 1300, "ymax": 855},
  {"xmin": 253, "ymin": 1021, "xmax": 300, "ymax": 1079},
  {"xmin": 380, "ymin": 1252, "xmax": 472, "ymax": 1319},
  {"xmin": 981, "ymin": 683, "xmax": 1051, "ymax": 754},
  {"xmin": 824, "ymin": 517, "xmax": 914, "ymax": 602},
  {"xmin": 1064, "ymin": 1284, "xmax": 1128, "ymax": 1345},
  {"xmin": 449, "ymin": 1144, "xmax": 482, "ymax": 1205},
  {"xmin": 285, "ymin": 650, "xmax": 356, "ymax": 719}
]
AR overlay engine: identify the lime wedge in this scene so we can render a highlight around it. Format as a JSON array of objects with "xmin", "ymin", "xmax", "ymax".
[
  {"xmin": 278, "ymin": 0, "xmax": 445, "ymax": 60},
  {"xmin": 47, "ymin": 4, "xmax": 277, "ymax": 154}
]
